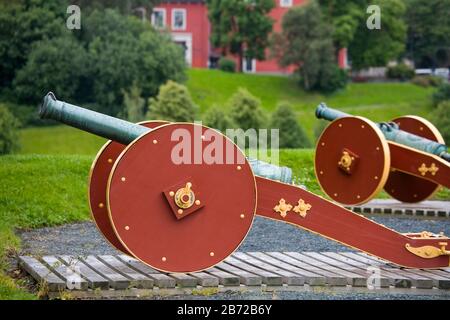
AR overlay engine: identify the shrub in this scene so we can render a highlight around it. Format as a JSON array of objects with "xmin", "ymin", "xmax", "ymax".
[
  {"xmin": 432, "ymin": 83, "xmax": 450, "ymax": 107},
  {"xmin": 0, "ymin": 105, "xmax": 20, "ymax": 155},
  {"xmin": 228, "ymin": 88, "xmax": 266, "ymax": 131},
  {"xmin": 431, "ymin": 101, "xmax": 450, "ymax": 143},
  {"xmin": 428, "ymin": 76, "xmax": 444, "ymax": 87},
  {"xmin": 218, "ymin": 57, "xmax": 236, "ymax": 73},
  {"xmin": 270, "ymin": 103, "xmax": 311, "ymax": 148},
  {"xmin": 317, "ymin": 65, "xmax": 348, "ymax": 93},
  {"xmin": 147, "ymin": 81, "xmax": 198, "ymax": 122},
  {"xmin": 411, "ymin": 76, "xmax": 444, "ymax": 88},
  {"xmin": 203, "ymin": 107, "xmax": 234, "ymax": 132},
  {"xmin": 386, "ymin": 63, "xmax": 415, "ymax": 81}
]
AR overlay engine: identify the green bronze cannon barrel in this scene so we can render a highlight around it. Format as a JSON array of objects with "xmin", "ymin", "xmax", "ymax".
[
  {"xmin": 40, "ymin": 92, "xmax": 293, "ymax": 183},
  {"xmin": 316, "ymin": 103, "xmax": 450, "ymax": 162}
]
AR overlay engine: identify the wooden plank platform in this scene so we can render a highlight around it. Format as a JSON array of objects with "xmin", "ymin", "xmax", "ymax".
[
  {"xmin": 349, "ymin": 200, "xmax": 450, "ymax": 218},
  {"xmin": 18, "ymin": 252, "xmax": 450, "ymax": 298}
]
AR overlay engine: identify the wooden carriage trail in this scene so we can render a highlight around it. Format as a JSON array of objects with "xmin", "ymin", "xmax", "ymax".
[{"xmin": 19, "ymin": 251, "xmax": 450, "ymax": 298}]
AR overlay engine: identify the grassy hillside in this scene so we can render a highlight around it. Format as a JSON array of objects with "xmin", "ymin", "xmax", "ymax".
[
  {"xmin": 19, "ymin": 69, "xmax": 436, "ymax": 154},
  {"xmin": 188, "ymin": 69, "xmax": 435, "ymax": 137}
]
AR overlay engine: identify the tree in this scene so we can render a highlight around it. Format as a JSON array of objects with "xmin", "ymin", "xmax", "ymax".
[
  {"xmin": 319, "ymin": 0, "xmax": 407, "ymax": 70},
  {"xmin": 81, "ymin": 9, "xmax": 186, "ymax": 115},
  {"xmin": 405, "ymin": 0, "xmax": 450, "ymax": 68},
  {"xmin": 206, "ymin": 0, "xmax": 275, "ymax": 72},
  {"xmin": 318, "ymin": 0, "xmax": 366, "ymax": 53},
  {"xmin": 272, "ymin": 1, "xmax": 345, "ymax": 92},
  {"xmin": 270, "ymin": 103, "xmax": 311, "ymax": 148},
  {"xmin": 0, "ymin": 1, "xmax": 67, "ymax": 87},
  {"xmin": 13, "ymin": 36, "xmax": 89, "ymax": 105},
  {"xmin": 228, "ymin": 88, "xmax": 266, "ymax": 130},
  {"xmin": 203, "ymin": 107, "xmax": 234, "ymax": 132},
  {"xmin": 348, "ymin": 0, "xmax": 406, "ymax": 69},
  {"xmin": 147, "ymin": 81, "xmax": 198, "ymax": 122}
]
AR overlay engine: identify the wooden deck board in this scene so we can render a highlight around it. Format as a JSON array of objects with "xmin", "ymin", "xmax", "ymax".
[{"xmin": 18, "ymin": 252, "xmax": 450, "ymax": 296}]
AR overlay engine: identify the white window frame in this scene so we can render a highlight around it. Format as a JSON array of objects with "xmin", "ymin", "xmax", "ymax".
[
  {"xmin": 243, "ymin": 57, "xmax": 256, "ymax": 73},
  {"xmin": 151, "ymin": 8, "xmax": 166, "ymax": 29},
  {"xmin": 172, "ymin": 9, "xmax": 187, "ymax": 31},
  {"xmin": 280, "ymin": 0, "xmax": 293, "ymax": 8}
]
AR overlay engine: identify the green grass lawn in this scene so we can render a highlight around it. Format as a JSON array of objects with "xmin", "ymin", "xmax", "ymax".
[
  {"xmin": 187, "ymin": 69, "xmax": 435, "ymax": 137},
  {"xmin": 0, "ymin": 155, "xmax": 93, "ymax": 299}
]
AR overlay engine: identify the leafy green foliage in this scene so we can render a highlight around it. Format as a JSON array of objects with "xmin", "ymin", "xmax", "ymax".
[
  {"xmin": 386, "ymin": 63, "xmax": 415, "ymax": 81},
  {"xmin": 349, "ymin": 0, "xmax": 407, "ymax": 69},
  {"xmin": 0, "ymin": 0, "xmax": 67, "ymax": 87},
  {"xmin": 203, "ymin": 107, "xmax": 234, "ymax": 133},
  {"xmin": 411, "ymin": 76, "xmax": 444, "ymax": 88},
  {"xmin": 432, "ymin": 83, "xmax": 450, "ymax": 107},
  {"xmin": 13, "ymin": 36, "xmax": 89, "ymax": 105},
  {"xmin": 122, "ymin": 83, "xmax": 146, "ymax": 122},
  {"xmin": 272, "ymin": 1, "xmax": 345, "ymax": 92},
  {"xmin": 147, "ymin": 81, "xmax": 198, "ymax": 122},
  {"xmin": 0, "ymin": 3, "xmax": 186, "ymax": 117},
  {"xmin": 270, "ymin": 103, "xmax": 311, "ymax": 148},
  {"xmin": 0, "ymin": 105, "xmax": 20, "ymax": 155},
  {"xmin": 206, "ymin": 0, "xmax": 274, "ymax": 71},
  {"xmin": 318, "ymin": 0, "xmax": 366, "ymax": 49},
  {"xmin": 228, "ymin": 88, "xmax": 266, "ymax": 130},
  {"xmin": 405, "ymin": 0, "xmax": 450, "ymax": 68},
  {"xmin": 431, "ymin": 101, "xmax": 450, "ymax": 143},
  {"xmin": 218, "ymin": 57, "xmax": 236, "ymax": 73},
  {"xmin": 83, "ymin": 9, "xmax": 187, "ymax": 115}
]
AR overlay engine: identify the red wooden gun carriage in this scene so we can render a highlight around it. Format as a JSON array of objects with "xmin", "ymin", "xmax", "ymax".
[{"xmin": 38, "ymin": 93, "xmax": 450, "ymax": 272}]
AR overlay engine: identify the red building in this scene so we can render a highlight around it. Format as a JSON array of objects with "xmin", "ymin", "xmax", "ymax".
[{"xmin": 151, "ymin": 0, "xmax": 347, "ymax": 73}]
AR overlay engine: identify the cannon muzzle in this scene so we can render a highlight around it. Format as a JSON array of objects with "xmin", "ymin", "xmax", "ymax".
[
  {"xmin": 40, "ymin": 92, "xmax": 293, "ymax": 183},
  {"xmin": 316, "ymin": 103, "xmax": 450, "ymax": 161}
]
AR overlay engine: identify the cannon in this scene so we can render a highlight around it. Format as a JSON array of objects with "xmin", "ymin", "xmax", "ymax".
[
  {"xmin": 315, "ymin": 103, "xmax": 450, "ymax": 206},
  {"xmin": 39, "ymin": 93, "xmax": 450, "ymax": 271}
]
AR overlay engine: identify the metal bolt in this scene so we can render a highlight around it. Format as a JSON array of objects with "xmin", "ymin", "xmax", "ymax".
[
  {"xmin": 162, "ymin": 257, "xmax": 167, "ymax": 262},
  {"xmin": 121, "ymin": 177, "xmax": 126, "ymax": 182},
  {"xmin": 240, "ymin": 214, "xmax": 245, "ymax": 219},
  {"xmin": 169, "ymin": 191, "xmax": 175, "ymax": 197},
  {"xmin": 210, "ymin": 252, "xmax": 215, "ymax": 257},
  {"xmin": 178, "ymin": 209, "xmax": 183, "ymax": 215},
  {"xmin": 153, "ymin": 139, "xmax": 158, "ymax": 144},
  {"xmin": 107, "ymin": 158, "xmax": 113, "ymax": 163},
  {"xmin": 98, "ymin": 203, "xmax": 104, "ymax": 208},
  {"xmin": 195, "ymin": 200, "xmax": 201, "ymax": 205},
  {"xmin": 237, "ymin": 166, "xmax": 242, "ymax": 171},
  {"xmin": 125, "ymin": 226, "xmax": 130, "ymax": 231}
]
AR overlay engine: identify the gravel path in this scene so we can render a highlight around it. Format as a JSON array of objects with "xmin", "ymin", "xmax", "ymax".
[
  {"xmin": 18, "ymin": 215, "xmax": 450, "ymax": 256},
  {"xmin": 17, "ymin": 215, "xmax": 450, "ymax": 300}
]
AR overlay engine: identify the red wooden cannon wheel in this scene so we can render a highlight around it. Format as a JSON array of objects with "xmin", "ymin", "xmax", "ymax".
[
  {"xmin": 88, "ymin": 121, "xmax": 167, "ymax": 255},
  {"xmin": 315, "ymin": 116, "xmax": 391, "ymax": 206},
  {"xmin": 384, "ymin": 115, "xmax": 445, "ymax": 203},
  {"xmin": 106, "ymin": 123, "xmax": 257, "ymax": 273}
]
